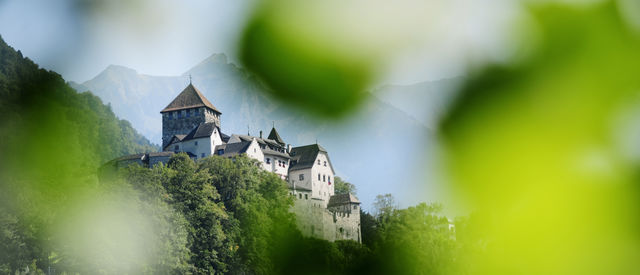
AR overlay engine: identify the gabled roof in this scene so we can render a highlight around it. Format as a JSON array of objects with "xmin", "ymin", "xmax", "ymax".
[
  {"xmin": 232, "ymin": 134, "xmax": 285, "ymax": 149},
  {"xmin": 328, "ymin": 193, "xmax": 361, "ymax": 207},
  {"xmin": 183, "ymin": 122, "xmax": 218, "ymax": 141},
  {"xmin": 215, "ymin": 141, "xmax": 252, "ymax": 157},
  {"xmin": 267, "ymin": 127, "xmax": 285, "ymax": 145},
  {"xmin": 262, "ymin": 147, "xmax": 291, "ymax": 159},
  {"xmin": 160, "ymin": 83, "xmax": 221, "ymax": 113},
  {"xmin": 163, "ymin": 134, "xmax": 187, "ymax": 151},
  {"xmin": 289, "ymin": 144, "xmax": 331, "ymax": 171},
  {"xmin": 220, "ymin": 132, "xmax": 230, "ymax": 143}
]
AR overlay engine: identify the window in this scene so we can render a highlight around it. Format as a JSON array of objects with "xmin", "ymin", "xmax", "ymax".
[
  {"xmin": 328, "ymin": 176, "xmax": 331, "ymax": 183},
  {"xmin": 298, "ymin": 193, "xmax": 302, "ymax": 199},
  {"xmin": 305, "ymin": 194, "xmax": 308, "ymax": 200},
  {"xmin": 217, "ymin": 149, "xmax": 224, "ymax": 155},
  {"xmin": 186, "ymin": 109, "xmax": 191, "ymax": 117},
  {"xmin": 318, "ymin": 174, "xmax": 321, "ymax": 181},
  {"xmin": 353, "ymin": 205, "xmax": 357, "ymax": 210},
  {"xmin": 177, "ymin": 111, "xmax": 182, "ymax": 118},
  {"xmin": 299, "ymin": 174, "xmax": 304, "ymax": 181},
  {"xmin": 254, "ymin": 148, "xmax": 256, "ymax": 153},
  {"xmin": 323, "ymin": 175, "xmax": 326, "ymax": 182},
  {"xmin": 324, "ymin": 161, "xmax": 327, "ymax": 167},
  {"xmin": 317, "ymin": 159, "xmax": 321, "ymax": 165},
  {"xmin": 195, "ymin": 141, "xmax": 198, "ymax": 146},
  {"xmin": 174, "ymin": 145, "xmax": 179, "ymax": 151},
  {"xmin": 266, "ymin": 158, "xmax": 271, "ymax": 164}
]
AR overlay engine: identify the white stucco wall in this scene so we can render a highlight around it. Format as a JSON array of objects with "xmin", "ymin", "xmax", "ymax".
[
  {"xmin": 289, "ymin": 169, "xmax": 312, "ymax": 194},
  {"xmin": 311, "ymin": 152, "xmax": 335, "ymax": 204},
  {"xmin": 263, "ymin": 154, "xmax": 289, "ymax": 179},
  {"xmin": 244, "ymin": 139, "xmax": 264, "ymax": 162},
  {"xmin": 169, "ymin": 129, "xmax": 223, "ymax": 160}
]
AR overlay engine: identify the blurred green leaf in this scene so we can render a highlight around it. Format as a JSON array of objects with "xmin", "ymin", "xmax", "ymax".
[{"xmin": 439, "ymin": 1, "xmax": 640, "ymax": 274}]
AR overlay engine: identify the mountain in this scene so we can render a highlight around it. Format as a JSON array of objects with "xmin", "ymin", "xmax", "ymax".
[
  {"xmin": 73, "ymin": 54, "xmax": 454, "ymax": 209},
  {"xmin": 373, "ymin": 77, "xmax": 463, "ymax": 129}
]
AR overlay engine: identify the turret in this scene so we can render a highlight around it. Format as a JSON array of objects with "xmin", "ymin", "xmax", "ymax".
[{"xmin": 160, "ymin": 83, "xmax": 221, "ymax": 148}]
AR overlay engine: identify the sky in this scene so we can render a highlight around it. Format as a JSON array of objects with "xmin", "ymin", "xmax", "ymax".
[
  {"xmin": 0, "ymin": 0, "xmax": 521, "ymax": 214},
  {"xmin": 0, "ymin": 0, "xmax": 520, "ymax": 85}
]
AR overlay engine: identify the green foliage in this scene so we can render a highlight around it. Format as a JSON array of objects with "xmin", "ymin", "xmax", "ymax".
[
  {"xmin": 373, "ymin": 193, "xmax": 397, "ymax": 219},
  {"xmin": 333, "ymin": 176, "xmax": 356, "ymax": 195},
  {"xmin": 438, "ymin": 2, "xmax": 640, "ymax": 274},
  {"xmin": 239, "ymin": 1, "xmax": 371, "ymax": 118},
  {"xmin": 0, "ymin": 36, "xmax": 163, "ymax": 274}
]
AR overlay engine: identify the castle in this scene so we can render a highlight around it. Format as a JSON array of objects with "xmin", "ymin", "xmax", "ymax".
[{"xmin": 119, "ymin": 82, "xmax": 361, "ymax": 242}]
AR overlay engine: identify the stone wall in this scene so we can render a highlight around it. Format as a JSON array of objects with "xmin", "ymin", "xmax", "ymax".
[
  {"xmin": 162, "ymin": 107, "xmax": 220, "ymax": 148},
  {"xmin": 291, "ymin": 195, "xmax": 361, "ymax": 242}
]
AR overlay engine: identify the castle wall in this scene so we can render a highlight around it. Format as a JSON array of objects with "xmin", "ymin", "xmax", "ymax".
[
  {"xmin": 161, "ymin": 107, "xmax": 220, "ymax": 147},
  {"xmin": 263, "ymin": 154, "xmax": 289, "ymax": 179},
  {"xmin": 311, "ymin": 152, "xmax": 334, "ymax": 205},
  {"xmin": 290, "ymin": 169, "xmax": 312, "ymax": 192},
  {"xmin": 244, "ymin": 140, "xmax": 264, "ymax": 163},
  {"xmin": 291, "ymin": 195, "xmax": 361, "ymax": 243}
]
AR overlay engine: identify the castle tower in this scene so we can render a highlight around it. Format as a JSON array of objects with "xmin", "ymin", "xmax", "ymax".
[{"xmin": 160, "ymin": 83, "xmax": 221, "ymax": 148}]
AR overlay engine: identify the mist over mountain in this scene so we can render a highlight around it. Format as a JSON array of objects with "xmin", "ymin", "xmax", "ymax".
[
  {"xmin": 73, "ymin": 54, "xmax": 454, "ymax": 209},
  {"xmin": 373, "ymin": 78, "xmax": 462, "ymax": 129}
]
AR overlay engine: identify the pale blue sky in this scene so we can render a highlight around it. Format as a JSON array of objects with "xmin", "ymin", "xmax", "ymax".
[{"xmin": 0, "ymin": 0, "xmax": 519, "ymax": 84}]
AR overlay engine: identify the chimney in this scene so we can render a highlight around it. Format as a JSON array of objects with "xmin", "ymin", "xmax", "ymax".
[
  {"xmin": 259, "ymin": 130, "xmax": 263, "ymax": 138},
  {"xmin": 287, "ymin": 144, "xmax": 291, "ymax": 153}
]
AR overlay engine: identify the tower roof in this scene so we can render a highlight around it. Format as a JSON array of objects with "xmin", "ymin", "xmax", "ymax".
[
  {"xmin": 267, "ymin": 127, "xmax": 285, "ymax": 145},
  {"xmin": 328, "ymin": 193, "xmax": 361, "ymax": 207},
  {"xmin": 160, "ymin": 83, "xmax": 221, "ymax": 113}
]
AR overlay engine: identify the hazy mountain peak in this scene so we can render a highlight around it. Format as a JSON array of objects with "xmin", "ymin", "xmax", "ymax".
[
  {"xmin": 94, "ymin": 64, "xmax": 139, "ymax": 81},
  {"xmin": 183, "ymin": 53, "xmax": 239, "ymax": 77},
  {"xmin": 207, "ymin": 53, "xmax": 228, "ymax": 64}
]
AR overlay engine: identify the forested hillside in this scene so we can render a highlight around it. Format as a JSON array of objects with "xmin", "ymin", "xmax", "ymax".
[
  {"xmin": 0, "ymin": 36, "xmax": 157, "ymax": 167},
  {"xmin": 0, "ymin": 35, "xmax": 159, "ymax": 273}
]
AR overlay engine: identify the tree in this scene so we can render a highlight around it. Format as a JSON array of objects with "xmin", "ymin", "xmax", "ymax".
[
  {"xmin": 373, "ymin": 193, "xmax": 397, "ymax": 218},
  {"xmin": 359, "ymin": 210, "xmax": 379, "ymax": 248},
  {"xmin": 334, "ymin": 176, "xmax": 357, "ymax": 195}
]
